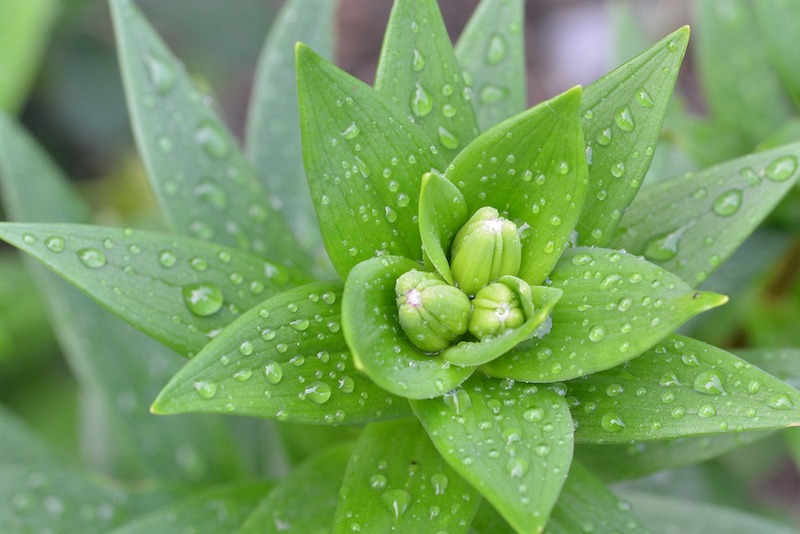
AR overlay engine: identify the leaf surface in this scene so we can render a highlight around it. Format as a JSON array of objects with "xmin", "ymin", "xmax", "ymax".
[
  {"xmin": 455, "ymin": 0, "xmax": 526, "ymax": 131},
  {"xmin": 753, "ymin": 0, "xmax": 800, "ymax": 108},
  {"xmin": 110, "ymin": 0, "xmax": 305, "ymax": 267},
  {"xmin": 613, "ymin": 142, "xmax": 800, "ymax": 286},
  {"xmin": 418, "ymin": 171, "xmax": 468, "ymax": 284},
  {"xmin": 153, "ymin": 281, "xmax": 411, "ymax": 424},
  {"xmin": 568, "ymin": 335, "xmax": 800, "ymax": 444},
  {"xmin": 577, "ymin": 27, "xmax": 688, "ymax": 246},
  {"xmin": 375, "ymin": 0, "xmax": 479, "ymax": 159},
  {"xmin": 412, "ymin": 374, "xmax": 573, "ymax": 534},
  {"xmin": 297, "ymin": 44, "xmax": 448, "ymax": 277},
  {"xmin": 446, "ymin": 87, "xmax": 587, "ymax": 286},
  {"xmin": 484, "ymin": 248, "xmax": 727, "ymax": 382}
]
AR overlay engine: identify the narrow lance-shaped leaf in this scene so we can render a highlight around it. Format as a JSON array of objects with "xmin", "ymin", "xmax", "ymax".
[
  {"xmin": 753, "ymin": 0, "xmax": 800, "ymax": 109},
  {"xmin": 110, "ymin": 0, "xmax": 306, "ymax": 268},
  {"xmin": 412, "ymin": 374, "xmax": 574, "ymax": 534},
  {"xmin": 297, "ymin": 44, "xmax": 448, "ymax": 278},
  {"xmin": 153, "ymin": 281, "xmax": 412, "ymax": 424},
  {"xmin": 612, "ymin": 142, "xmax": 800, "ymax": 287},
  {"xmin": 0, "ymin": 223, "xmax": 304, "ymax": 357},
  {"xmin": 483, "ymin": 248, "xmax": 727, "ymax": 382},
  {"xmin": 240, "ymin": 442, "xmax": 352, "ymax": 534},
  {"xmin": 567, "ymin": 335, "xmax": 800, "ymax": 444},
  {"xmin": 333, "ymin": 419, "xmax": 480, "ymax": 533},
  {"xmin": 577, "ymin": 26, "xmax": 688, "ymax": 247},
  {"xmin": 546, "ymin": 460, "xmax": 648, "ymax": 534},
  {"xmin": 342, "ymin": 256, "xmax": 474, "ymax": 399},
  {"xmin": 447, "ymin": 86, "xmax": 587, "ymax": 286},
  {"xmin": 246, "ymin": 0, "xmax": 338, "ymax": 259},
  {"xmin": 734, "ymin": 347, "xmax": 800, "ymax": 389},
  {"xmin": 455, "ymin": 0, "xmax": 526, "ymax": 131},
  {"xmin": 375, "ymin": 0, "xmax": 479, "ymax": 159}
]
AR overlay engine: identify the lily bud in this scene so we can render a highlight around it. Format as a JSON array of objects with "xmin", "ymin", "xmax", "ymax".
[
  {"xmin": 450, "ymin": 207, "xmax": 522, "ymax": 296},
  {"xmin": 396, "ymin": 270, "xmax": 472, "ymax": 353},
  {"xmin": 468, "ymin": 282, "xmax": 525, "ymax": 339}
]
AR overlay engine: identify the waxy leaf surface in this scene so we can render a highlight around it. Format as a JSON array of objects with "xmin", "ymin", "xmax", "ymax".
[
  {"xmin": 412, "ymin": 374, "xmax": 573, "ymax": 534},
  {"xmin": 456, "ymin": 0, "xmax": 526, "ymax": 131},
  {"xmin": 484, "ymin": 248, "xmax": 727, "ymax": 382},
  {"xmin": 0, "ymin": 223, "xmax": 302, "ymax": 357},
  {"xmin": 446, "ymin": 87, "xmax": 587, "ymax": 286},
  {"xmin": 419, "ymin": 171, "xmax": 468, "ymax": 284},
  {"xmin": 753, "ymin": 0, "xmax": 800, "ymax": 108},
  {"xmin": 577, "ymin": 26, "xmax": 688, "ymax": 247},
  {"xmin": 111, "ymin": 0, "xmax": 305, "ymax": 267},
  {"xmin": 342, "ymin": 256, "xmax": 474, "ymax": 399},
  {"xmin": 375, "ymin": 0, "xmax": 479, "ymax": 159},
  {"xmin": 568, "ymin": 335, "xmax": 800, "ymax": 444},
  {"xmin": 153, "ymin": 281, "xmax": 410, "ymax": 424},
  {"xmin": 246, "ymin": 0, "xmax": 338, "ymax": 258},
  {"xmin": 333, "ymin": 419, "xmax": 479, "ymax": 533},
  {"xmin": 297, "ymin": 45, "xmax": 447, "ymax": 278},
  {"xmin": 613, "ymin": 142, "xmax": 800, "ymax": 287}
]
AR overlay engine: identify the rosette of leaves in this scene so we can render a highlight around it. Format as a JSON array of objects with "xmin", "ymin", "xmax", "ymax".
[{"xmin": 2, "ymin": 0, "xmax": 800, "ymax": 532}]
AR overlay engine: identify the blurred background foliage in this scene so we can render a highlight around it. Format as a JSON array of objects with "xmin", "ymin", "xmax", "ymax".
[{"xmin": 1, "ymin": 0, "xmax": 798, "ymax": 528}]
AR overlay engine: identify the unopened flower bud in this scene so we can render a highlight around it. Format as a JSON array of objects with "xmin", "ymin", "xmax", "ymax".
[
  {"xmin": 468, "ymin": 282, "xmax": 525, "ymax": 339},
  {"xmin": 450, "ymin": 207, "xmax": 522, "ymax": 296},
  {"xmin": 396, "ymin": 270, "xmax": 471, "ymax": 353}
]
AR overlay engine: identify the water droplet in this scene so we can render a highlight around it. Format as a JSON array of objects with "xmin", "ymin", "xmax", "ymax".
[
  {"xmin": 341, "ymin": 121, "xmax": 360, "ymax": 139},
  {"xmin": 370, "ymin": 474, "xmax": 387, "ymax": 489},
  {"xmin": 635, "ymin": 87, "xmax": 655, "ymax": 108},
  {"xmin": 601, "ymin": 412, "xmax": 625, "ymax": 432},
  {"xmin": 692, "ymin": 371, "xmax": 727, "ymax": 396},
  {"xmin": 479, "ymin": 84, "xmax": 508, "ymax": 104},
  {"xmin": 681, "ymin": 351, "xmax": 700, "ymax": 366},
  {"xmin": 322, "ymin": 291, "xmax": 337, "ymax": 305},
  {"xmin": 557, "ymin": 161, "xmax": 570, "ymax": 175},
  {"xmin": 765, "ymin": 155, "xmax": 797, "ymax": 182},
  {"xmin": 596, "ymin": 128, "xmax": 612, "ymax": 146},
  {"xmin": 45, "ymin": 236, "xmax": 65, "ymax": 253},
  {"xmin": 485, "ymin": 33, "xmax": 507, "ymax": 65},
  {"xmin": 523, "ymin": 407, "xmax": 544, "ymax": 422},
  {"xmin": 606, "ymin": 383, "xmax": 624, "ymax": 397},
  {"xmin": 430, "ymin": 473, "xmax": 449, "ymax": 495},
  {"xmin": 304, "ymin": 381, "xmax": 332, "ymax": 404},
  {"xmin": 77, "ymin": 248, "xmax": 107, "ymax": 269},
  {"xmin": 666, "ymin": 40, "xmax": 678, "ymax": 52},
  {"xmin": 22, "ymin": 233, "xmax": 36, "ymax": 245},
  {"xmin": 534, "ymin": 444, "xmax": 551, "ymax": 457},
  {"xmin": 182, "ymin": 282, "xmax": 224, "ymax": 316},
  {"xmin": 615, "ymin": 107, "xmax": 635, "ymax": 132},
  {"xmin": 712, "ymin": 189, "xmax": 742, "ymax": 217},
  {"xmin": 443, "ymin": 388, "xmax": 472, "ymax": 414},
  {"xmin": 397, "ymin": 193, "xmax": 410, "ymax": 207},
  {"xmin": 588, "ymin": 325, "xmax": 606, "ymax": 342},
  {"xmin": 193, "ymin": 380, "xmax": 217, "ymax": 399},
  {"xmin": 338, "ymin": 375, "xmax": 355, "ymax": 394},
  {"xmin": 264, "ymin": 361, "xmax": 283, "ymax": 384},
  {"xmin": 659, "ymin": 371, "xmax": 682, "ymax": 387},
  {"xmin": 189, "ymin": 257, "xmax": 208, "ymax": 271},
  {"xmin": 195, "ymin": 119, "xmax": 230, "ymax": 159},
  {"xmin": 239, "ymin": 341, "xmax": 254, "ymax": 356},
  {"xmin": 143, "ymin": 53, "xmax": 176, "ymax": 95},
  {"xmin": 747, "ymin": 380, "xmax": 760, "ymax": 394},
  {"xmin": 642, "ymin": 223, "xmax": 692, "ymax": 262},
  {"xmin": 290, "ymin": 318, "xmax": 310, "ymax": 331},
  {"xmin": 437, "ymin": 126, "xmax": 460, "ymax": 150},
  {"xmin": 158, "ymin": 249, "xmax": 176, "ymax": 267},
  {"xmin": 194, "ymin": 180, "xmax": 228, "ymax": 210},
  {"xmin": 506, "ymin": 457, "xmax": 529, "ymax": 478},
  {"xmin": 233, "ymin": 369, "xmax": 252, "ymax": 382},
  {"xmin": 611, "ymin": 161, "xmax": 626, "ymax": 178},
  {"xmin": 384, "ymin": 206, "xmax": 398, "ymax": 223},
  {"xmin": 697, "ymin": 405, "xmax": 716, "ymax": 418},
  {"xmin": 768, "ymin": 394, "xmax": 794, "ymax": 410},
  {"xmin": 382, "ymin": 489, "xmax": 411, "ymax": 519},
  {"xmin": 410, "ymin": 82, "xmax": 433, "ymax": 117},
  {"xmin": 412, "ymin": 48, "xmax": 425, "ymax": 72}
]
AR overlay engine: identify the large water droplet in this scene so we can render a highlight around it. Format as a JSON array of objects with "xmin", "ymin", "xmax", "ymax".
[
  {"xmin": 45, "ymin": 236, "xmax": 65, "ymax": 253},
  {"xmin": 692, "ymin": 371, "xmax": 727, "ymax": 396},
  {"xmin": 370, "ymin": 474, "xmax": 387, "ymax": 489},
  {"xmin": 182, "ymin": 282, "xmax": 224, "ymax": 316},
  {"xmin": 193, "ymin": 380, "xmax": 217, "ymax": 399},
  {"xmin": 143, "ymin": 53, "xmax": 176, "ymax": 95},
  {"xmin": 485, "ymin": 33, "xmax": 507, "ymax": 65},
  {"xmin": 765, "ymin": 155, "xmax": 798, "ymax": 182},
  {"xmin": 158, "ymin": 249, "xmax": 177, "ymax": 268},
  {"xmin": 596, "ymin": 128, "xmax": 612, "ymax": 146},
  {"xmin": 506, "ymin": 457, "xmax": 529, "ymax": 478},
  {"xmin": 341, "ymin": 121, "xmax": 360, "ymax": 140},
  {"xmin": 635, "ymin": 87, "xmax": 655, "ymax": 108},
  {"xmin": 412, "ymin": 48, "xmax": 425, "ymax": 72},
  {"xmin": 77, "ymin": 248, "xmax": 107, "ymax": 269},
  {"xmin": 195, "ymin": 119, "xmax": 230, "ymax": 159},
  {"xmin": 382, "ymin": 489, "xmax": 411, "ymax": 519},
  {"xmin": 642, "ymin": 223, "xmax": 692, "ymax": 262},
  {"xmin": 444, "ymin": 388, "xmax": 472, "ymax": 414},
  {"xmin": 430, "ymin": 473, "xmax": 449, "ymax": 495},
  {"xmin": 264, "ymin": 361, "xmax": 284, "ymax": 385},
  {"xmin": 305, "ymin": 381, "xmax": 332, "ymax": 404},
  {"xmin": 588, "ymin": 325, "xmax": 606, "ymax": 343},
  {"xmin": 614, "ymin": 107, "xmax": 635, "ymax": 132},
  {"xmin": 712, "ymin": 189, "xmax": 742, "ymax": 217},
  {"xmin": 600, "ymin": 412, "xmax": 625, "ymax": 432},
  {"xmin": 479, "ymin": 84, "xmax": 508, "ymax": 104},
  {"xmin": 410, "ymin": 82, "xmax": 433, "ymax": 117},
  {"xmin": 194, "ymin": 180, "xmax": 228, "ymax": 210},
  {"xmin": 437, "ymin": 126, "xmax": 460, "ymax": 150}
]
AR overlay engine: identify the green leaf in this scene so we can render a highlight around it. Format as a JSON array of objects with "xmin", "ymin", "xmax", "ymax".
[
  {"xmin": 577, "ymin": 26, "xmax": 689, "ymax": 247},
  {"xmin": 568, "ymin": 335, "xmax": 800, "ymax": 444},
  {"xmin": 0, "ymin": 114, "xmax": 245, "ymax": 482},
  {"xmin": 109, "ymin": 482, "xmax": 270, "ymax": 534},
  {"xmin": 696, "ymin": 0, "xmax": 789, "ymax": 147},
  {"xmin": 0, "ymin": 223, "xmax": 305, "ymax": 357},
  {"xmin": 483, "ymin": 248, "xmax": 727, "ymax": 382},
  {"xmin": 753, "ymin": 0, "xmax": 800, "ymax": 109},
  {"xmin": 419, "ymin": 171, "xmax": 469, "ymax": 284},
  {"xmin": 342, "ymin": 256, "xmax": 474, "ymax": 400},
  {"xmin": 613, "ymin": 142, "xmax": 800, "ymax": 287},
  {"xmin": 375, "ymin": 0, "xmax": 479, "ymax": 159},
  {"xmin": 468, "ymin": 502, "xmax": 515, "ymax": 534},
  {"xmin": 446, "ymin": 86, "xmax": 587, "ymax": 286},
  {"xmin": 333, "ymin": 418, "xmax": 480, "ymax": 533},
  {"xmin": 623, "ymin": 492, "xmax": 799, "ymax": 534},
  {"xmin": 575, "ymin": 432, "xmax": 772, "ymax": 481},
  {"xmin": 411, "ymin": 374, "xmax": 574, "ymax": 534},
  {"xmin": 296, "ymin": 44, "xmax": 448, "ymax": 278},
  {"xmin": 110, "ymin": 0, "xmax": 306, "ymax": 268},
  {"xmin": 240, "ymin": 442, "xmax": 351, "ymax": 533},
  {"xmin": 546, "ymin": 460, "xmax": 648, "ymax": 533},
  {"xmin": 455, "ymin": 0, "xmax": 526, "ymax": 132},
  {"xmin": 245, "ymin": 0, "xmax": 338, "ymax": 259},
  {"xmin": 153, "ymin": 281, "xmax": 411, "ymax": 424},
  {"xmin": 0, "ymin": 405, "xmax": 56, "ymax": 466},
  {"xmin": 734, "ymin": 348, "xmax": 800, "ymax": 389},
  {"xmin": 0, "ymin": 0, "xmax": 57, "ymax": 112},
  {"xmin": 442, "ymin": 283, "xmax": 562, "ymax": 367}
]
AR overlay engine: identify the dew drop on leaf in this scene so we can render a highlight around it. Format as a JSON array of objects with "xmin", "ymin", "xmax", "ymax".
[
  {"xmin": 338, "ymin": 375, "xmax": 355, "ymax": 394},
  {"xmin": 764, "ymin": 155, "xmax": 798, "ymax": 182},
  {"xmin": 478, "ymin": 84, "xmax": 508, "ymax": 104},
  {"xmin": 430, "ymin": 473, "xmax": 449, "ymax": 495},
  {"xmin": 304, "ymin": 381, "xmax": 332, "ymax": 404},
  {"xmin": 485, "ymin": 33, "xmax": 507, "ymax": 65},
  {"xmin": 437, "ymin": 126, "xmax": 460, "ymax": 150},
  {"xmin": 370, "ymin": 474, "xmax": 387, "ymax": 490},
  {"xmin": 182, "ymin": 282, "xmax": 224, "ymax": 316},
  {"xmin": 596, "ymin": 128, "xmax": 612, "ymax": 146},
  {"xmin": 506, "ymin": 457, "xmax": 529, "ymax": 478},
  {"xmin": 77, "ymin": 248, "xmax": 107, "ymax": 269},
  {"xmin": 614, "ymin": 107, "xmax": 635, "ymax": 132},
  {"xmin": 45, "ymin": 236, "xmax": 65, "ymax": 253},
  {"xmin": 697, "ymin": 405, "xmax": 716, "ymax": 418},
  {"xmin": 341, "ymin": 121, "xmax": 360, "ymax": 139},
  {"xmin": 410, "ymin": 82, "xmax": 433, "ymax": 117},
  {"xmin": 692, "ymin": 371, "xmax": 727, "ymax": 396},
  {"xmin": 588, "ymin": 325, "xmax": 606, "ymax": 342},
  {"xmin": 600, "ymin": 412, "xmax": 625, "ymax": 432},
  {"xmin": 264, "ymin": 361, "xmax": 284, "ymax": 384},
  {"xmin": 412, "ymin": 48, "xmax": 425, "ymax": 72},
  {"xmin": 712, "ymin": 189, "xmax": 742, "ymax": 217},
  {"xmin": 635, "ymin": 87, "xmax": 655, "ymax": 108},
  {"xmin": 143, "ymin": 53, "xmax": 176, "ymax": 95},
  {"xmin": 233, "ymin": 369, "xmax": 252, "ymax": 382},
  {"xmin": 158, "ymin": 249, "xmax": 177, "ymax": 268},
  {"xmin": 194, "ymin": 119, "xmax": 230, "ymax": 159},
  {"xmin": 193, "ymin": 380, "xmax": 217, "ymax": 399},
  {"xmin": 238, "ymin": 341, "xmax": 254, "ymax": 356},
  {"xmin": 382, "ymin": 489, "xmax": 411, "ymax": 519}
]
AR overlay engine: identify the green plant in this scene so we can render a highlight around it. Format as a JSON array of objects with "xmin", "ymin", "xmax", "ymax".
[{"xmin": 1, "ymin": 0, "xmax": 800, "ymax": 532}]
